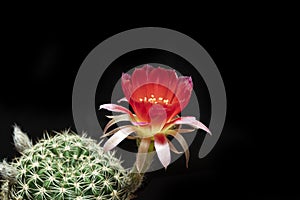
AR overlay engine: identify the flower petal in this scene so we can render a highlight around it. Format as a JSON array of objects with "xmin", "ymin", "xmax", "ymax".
[
  {"xmin": 174, "ymin": 76, "xmax": 193, "ymax": 111},
  {"xmin": 172, "ymin": 128, "xmax": 195, "ymax": 134},
  {"xmin": 104, "ymin": 114, "xmax": 131, "ymax": 133},
  {"xmin": 154, "ymin": 133, "xmax": 171, "ymax": 169},
  {"xmin": 165, "ymin": 69, "xmax": 179, "ymax": 100},
  {"xmin": 128, "ymin": 83, "xmax": 180, "ymax": 122},
  {"xmin": 168, "ymin": 117, "xmax": 211, "ymax": 135},
  {"xmin": 131, "ymin": 121, "xmax": 150, "ymax": 126},
  {"xmin": 149, "ymin": 104, "xmax": 167, "ymax": 133},
  {"xmin": 121, "ymin": 73, "xmax": 133, "ymax": 101},
  {"xmin": 131, "ymin": 64, "xmax": 154, "ymax": 90},
  {"xmin": 101, "ymin": 125, "xmax": 133, "ymax": 138},
  {"xmin": 99, "ymin": 104, "xmax": 134, "ymax": 117},
  {"xmin": 126, "ymin": 135, "xmax": 138, "ymax": 140},
  {"xmin": 117, "ymin": 97, "xmax": 128, "ymax": 103},
  {"xmin": 168, "ymin": 140, "xmax": 183, "ymax": 154},
  {"xmin": 166, "ymin": 130, "xmax": 190, "ymax": 168},
  {"xmin": 103, "ymin": 126, "xmax": 136, "ymax": 151},
  {"xmin": 148, "ymin": 67, "xmax": 167, "ymax": 85},
  {"xmin": 147, "ymin": 67, "xmax": 175, "ymax": 88},
  {"xmin": 136, "ymin": 138, "xmax": 151, "ymax": 172}
]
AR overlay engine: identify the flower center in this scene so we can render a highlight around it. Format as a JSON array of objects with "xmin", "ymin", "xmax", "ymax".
[
  {"xmin": 138, "ymin": 94, "xmax": 170, "ymax": 105},
  {"xmin": 129, "ymin": 83, "xmax": 181, "ymax": 122}
]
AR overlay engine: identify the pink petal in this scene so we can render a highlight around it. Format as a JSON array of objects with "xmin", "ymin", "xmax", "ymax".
[
  {"xmin": 104, "ymin": 114, "xmax": 148, "ymax": 133},
  {"xmin": 154, "ymin": 133, "xmax": 171, "ymax": 169},
  {"xmin": 172, "ymin": 128, "xmax": 195, "ymax": 134},
  {"xmin": 104, "ymin": 114, "xmax": 131, "ymax": 133},
  {"xmin": 148, "ymin": 67, "xmax": 170, "ymax": 87},
  {"xmin": 171, "ymin": 117, "xmax": 211, "ymax": 135},
  {"xmin": 174, "ymin": 76, "xmax": 193, "ymax": 110},
  {"xmin": 101, "ymin": 125, "xmax": 133, "ymax": 138},
  {"xmin": 103, "ymin": 126, "xmax": 136, "ymax": 151},
  {"xmin": 121, "ymin": 73, "xmax": 133, "ymax": 101},
  {"xmin": 131, "ymin": 64, "xmax": 154, "ymax": 90},
  {"xmin": 165, "ymin": 69, "xmax": 179, "ymax": 100},
  {"xmin": 136, "ymin": 138, "xmax": 151, "ymax": 172},
  {"xmin": 99, "ymin": 104, "xmax": 133, "ymax": 117},
  {"xmin": 131, "ymin": 121, "xmax": 149, "ymax": 126},
  {"xmin": 149, "ymin": 104, "xmax": 167, "ymax": 133},
  {"xmin": 166, "ymin": 130, "xmax": 190, "ymax": 168}
]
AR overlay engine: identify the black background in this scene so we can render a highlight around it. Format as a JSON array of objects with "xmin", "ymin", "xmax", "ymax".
[{"xmin": 0, "ymin": 11, "xmax": 297, "ymax": 199}]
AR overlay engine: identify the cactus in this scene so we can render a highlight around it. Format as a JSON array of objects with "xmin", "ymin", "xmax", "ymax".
[{"xmin": 0, "ymin": 126, "xmax": 142, "ymax": 200}]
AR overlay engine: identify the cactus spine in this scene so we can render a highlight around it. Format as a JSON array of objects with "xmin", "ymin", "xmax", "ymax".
[{"xmin": 0, "ymin": 126, "xmax": 142, "ymax": 200}]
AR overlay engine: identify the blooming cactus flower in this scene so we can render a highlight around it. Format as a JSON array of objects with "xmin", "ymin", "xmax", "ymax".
[{"xmin": 100, "ymin": 64, "xmax": 211, "ymax": 172}]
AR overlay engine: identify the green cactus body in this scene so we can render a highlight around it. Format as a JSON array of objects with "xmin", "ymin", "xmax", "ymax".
[{"xmin": 0, "ymin": 127, "xmax": 142, "ymax": 200}]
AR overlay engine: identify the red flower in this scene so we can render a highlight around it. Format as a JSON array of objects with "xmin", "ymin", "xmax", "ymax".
[
  {"xmin": 122, "ymin": 64, "xmax": 193, "ymax": 123},
  {"xmin": 100, "ymin": 65, "xmax": 211, "ymax": 171}
]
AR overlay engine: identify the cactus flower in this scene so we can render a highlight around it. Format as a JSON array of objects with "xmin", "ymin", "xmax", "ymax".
[{"xmin": 100, "ymin": 65, "xmax": 211, "ymax": 171}]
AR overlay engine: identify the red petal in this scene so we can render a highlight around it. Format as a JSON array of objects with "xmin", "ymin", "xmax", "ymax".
[
  {"xmin": 129, "ymin": 83, "xmax": 181, "ymax": 122},
  {"xmin": 120, "ymin": 66, "xmax": 194, "ymax": 123},
  {"xmin": 154, "ymin": 133, "xmax": 171, "ymax": 169}
]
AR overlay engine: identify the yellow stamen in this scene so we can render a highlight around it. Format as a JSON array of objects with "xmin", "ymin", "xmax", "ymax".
[{"xmin": 163, "ymin": 99, "xmax": 169, "ymax": 105}]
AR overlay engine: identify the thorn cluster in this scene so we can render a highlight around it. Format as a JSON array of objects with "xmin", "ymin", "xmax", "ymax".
[{"xmin": 1, "ymin": 126, "xmax": 142, "ymax": 200}]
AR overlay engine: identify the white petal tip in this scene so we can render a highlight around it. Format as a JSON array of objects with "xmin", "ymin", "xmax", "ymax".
[
  {"xmin": 207, "ymin": 130, "xmax": 212, "ymax": 135},
  {"xmin": 99, "ymin": 105, "xmax": 104, "ymax": 110},
  {"xmin": 159, "ymin": 157, "xmax": 171, "ymax": 170},
  {"xmin": 117, "ymin": 97, "xmax": 128, "ymax": 103}
]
